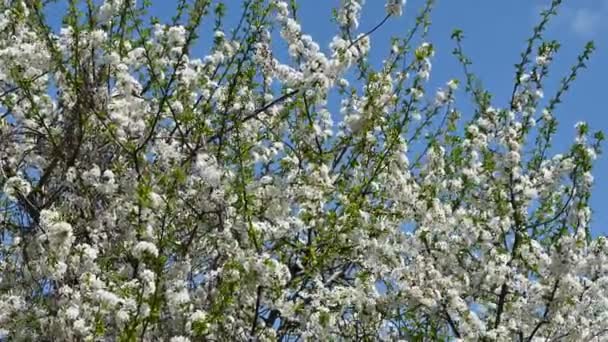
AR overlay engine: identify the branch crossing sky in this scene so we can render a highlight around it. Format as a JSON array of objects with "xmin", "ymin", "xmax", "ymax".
[{"xmin": 43, "ymin": 0, "xmax": 608, "ymax": 234}]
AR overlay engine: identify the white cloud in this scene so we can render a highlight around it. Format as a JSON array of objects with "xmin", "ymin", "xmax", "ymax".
[
  {"xmin": 570, "ymin": 8, "xmax": 603, "ymax": 38},
  {"xmin": 534, "ymin": 0, "xmax": 608, "ymax": 39}
]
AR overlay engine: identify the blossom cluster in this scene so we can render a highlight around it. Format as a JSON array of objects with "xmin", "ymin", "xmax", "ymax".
[{"xmin": 0, "ymin": 0, "xmax": 606, "ymax": 341}]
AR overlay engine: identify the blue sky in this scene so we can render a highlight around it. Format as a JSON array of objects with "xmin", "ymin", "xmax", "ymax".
[
  {"xmin": 149, "ymin": 0, "xmax": 608, "ymax": 234},
  {"xmin": 43, "ymin": 0, "xmax": 607, "ymax": 234},
  {"xmin": 289, "ymin": 0, "xmax": 608, "ymax": 235}
]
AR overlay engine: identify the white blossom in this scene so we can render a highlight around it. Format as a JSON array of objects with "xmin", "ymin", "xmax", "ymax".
[
  {"xmin": 3, "ymin": 176, "xmax": 31, "ymax": 200},
  {"xmin": 133, "ymin": 241, "xmax": 159, "ymax": 259},
  {"xmin": 386, "ymin": 0, "xmax": 406, "ymax": 16},
  {"xmin": 0, "ymin": 1, "xmax": 605, "ymax": 341}
]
